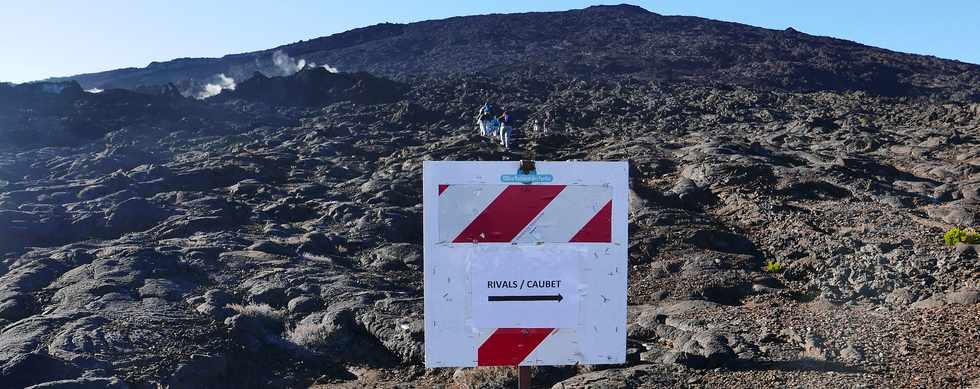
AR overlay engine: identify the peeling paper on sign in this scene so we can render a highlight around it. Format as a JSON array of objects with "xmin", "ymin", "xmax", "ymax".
[{"xmin": 465, "ymin": 245, "xmax": 592, "ymax": 329}]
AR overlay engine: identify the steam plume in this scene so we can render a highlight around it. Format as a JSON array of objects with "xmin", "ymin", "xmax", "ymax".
[
  {"xmin": 196, "ymin": 73, "xmax": 236, "ymax": 99},
  {"xmin": 271, "ymin": 50, "xmax": 338, "ymax": 75},
  {"xmin": 272, "ymin": 50, "xmax": 306, "ymax": 76}
]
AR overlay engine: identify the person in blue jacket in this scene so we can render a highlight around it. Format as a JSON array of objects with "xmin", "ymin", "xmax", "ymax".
[{"xmin": 477, "ymin": 102, "xmax": 494, "ymax": 136}]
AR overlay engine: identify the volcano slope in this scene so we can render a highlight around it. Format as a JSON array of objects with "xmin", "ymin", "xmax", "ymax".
[
  {"xmin": 0, "ymin": 68, "xmax": 978, "ymax": 388},
  {"xmin": 52, "ymin": 5, "xmax": 980, "ymax": 102}
]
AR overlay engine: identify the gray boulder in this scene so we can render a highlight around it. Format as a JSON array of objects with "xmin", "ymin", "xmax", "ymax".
[
  {"xmin": 104, "ymin": 197, "xmax": 170, "ymax": 234},
  {"xmin": 945, "ymin": 287, "xmax": 980, "ymax": 305}
]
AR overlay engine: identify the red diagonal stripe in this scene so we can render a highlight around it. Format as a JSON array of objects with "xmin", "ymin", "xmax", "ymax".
[
  {"xmin": 453, "ymin": 185, "xmax": 565, "ymax": 243},
  {"xmin": 569, "ymin": 200, "xmax": 612, "ymax": 242},
  {"xmin": 438, "ymin": 184, "xmax": 449, "ymax": 195},
  {"xmin": 477, "ymin": 328, "xmax": 554, "ymax": 366}
]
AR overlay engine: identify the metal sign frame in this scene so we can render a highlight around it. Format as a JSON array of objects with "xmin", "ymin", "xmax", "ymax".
[{"xmin": 423, "ymin": 160, "xmax": 628, "ymax": 367}]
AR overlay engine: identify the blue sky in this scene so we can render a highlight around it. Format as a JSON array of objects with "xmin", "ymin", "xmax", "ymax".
[{"xmin": 1, "ymin": 1, "xmax": 978, "ymax": 83}]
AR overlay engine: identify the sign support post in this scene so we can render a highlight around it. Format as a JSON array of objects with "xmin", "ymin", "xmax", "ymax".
[{"xmin": 518, "ymin": 366, "xmax": 530, "ymax": 389}]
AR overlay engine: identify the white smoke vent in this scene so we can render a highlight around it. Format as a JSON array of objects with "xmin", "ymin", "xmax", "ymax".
[
  {"xmin": 196, "ymin": 73, "xmax": 236, "ymax": 99},
  {"xmin": 272, "ymin": 50, "xmax": 306, "ymax": 76},
  {"xmin": 271, "ymin": 50, "xmax": 338, "ymax": 75}
]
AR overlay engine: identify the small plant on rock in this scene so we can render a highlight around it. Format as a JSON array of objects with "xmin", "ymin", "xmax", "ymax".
[
  {"xmin": 943, "ymin": 227, "xmax": 980, "ymax": 246},
  {"xmin": 764, "ymin": 260, "xmax": 784, "ymax": 273},
  {"xmin": 227, "ymin": 303, "xmax": 285, "ymax": 323},
  {"xmin": 288, "ymin": 323, "xmax": 334, "ymax": 348}
]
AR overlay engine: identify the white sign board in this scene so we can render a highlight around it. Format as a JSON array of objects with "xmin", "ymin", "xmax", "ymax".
[{"xmin": 423, "ymin": 161, "xmax": 628, "ymax": 367}]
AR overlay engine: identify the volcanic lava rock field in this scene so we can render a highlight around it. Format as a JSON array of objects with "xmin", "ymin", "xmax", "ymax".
[{"xmin": 1, "ymin": 5, "xmax": 979, "ymax": 388}]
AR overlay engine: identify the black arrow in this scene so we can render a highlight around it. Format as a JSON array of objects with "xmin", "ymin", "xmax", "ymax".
[{"xmin": 488, "ymin": 294, "xmax": 563, "ymax": 302}]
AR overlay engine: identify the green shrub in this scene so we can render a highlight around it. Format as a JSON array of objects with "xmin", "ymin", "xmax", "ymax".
[
  {"xmin": 944, "ymin": 227, "xmax": 980, "ymax": 246},
  {"xmin": 944, "ymin": 227, "xmax": 962, "ymax": 246},
  {"xmin": 764, "ymin": 260, "xmax": 784, "ymax": 273}
]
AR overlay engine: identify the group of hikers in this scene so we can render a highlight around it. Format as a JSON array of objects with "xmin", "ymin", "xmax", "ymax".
[
  {"xmin": 474, "ymin": 101, "xmax": 559, "ymax": 149},
  {"xmin": 476, "ymin": 102, "xmax": 514, "ymax": 149}
]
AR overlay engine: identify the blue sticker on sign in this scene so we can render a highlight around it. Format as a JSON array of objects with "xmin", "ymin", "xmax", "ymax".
[{"xmin": 501, "ymin": 170, "xmax": 554, "ymax": 183}]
